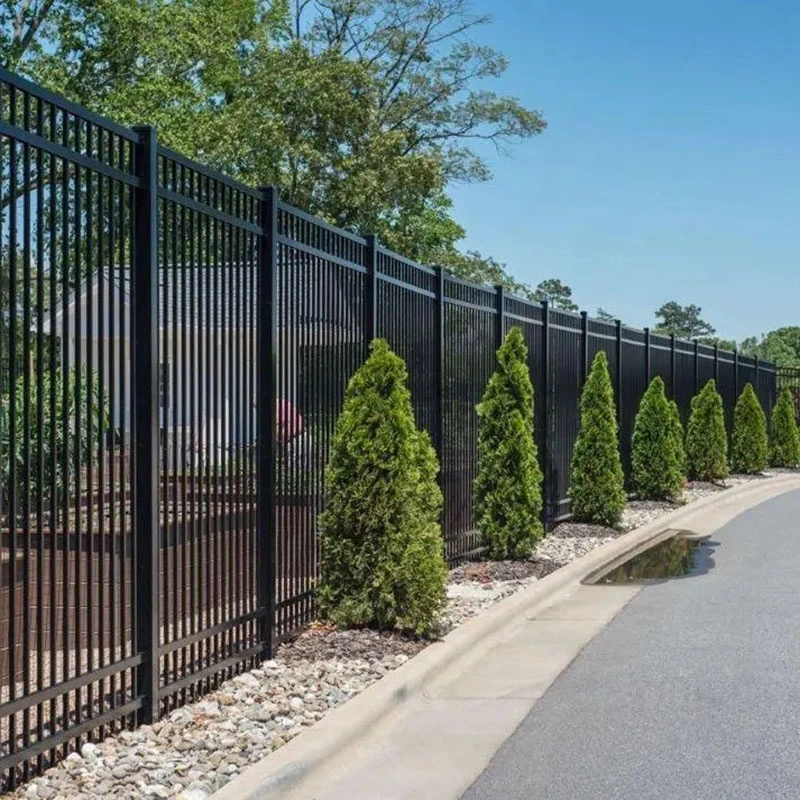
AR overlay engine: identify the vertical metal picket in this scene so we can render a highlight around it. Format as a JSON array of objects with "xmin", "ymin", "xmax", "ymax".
[
  {"xmin": 131, "ymin": 125, "xmax": 160, "ymax": 725},
  {"xmin": 644, "ymin": 327, "xmax": 651, "ymax": 383},
  {"xmin": 694, "ymin": 340, "xmax": 700, "ymax": 393},
  {"xmin": 580, "ymin": 311, "xmax": 589, "ymax": 385},
  {"xmin": 714, "ymin": 343, "xmax": 720, "ymax": 384},
  {"xmin": 670, "ymin": 334, "xmax": 677, "ymax": 398},
  {"xmin": 364, "ymin": 235, "xmax": 379, "ymax": 347},
  {"xmin": 257, "ymin": 186, "xmax": 279, "ymax": 657},
  {"xmin": 615, "ymin": 319, "xmax": 623, "ymax": 426},
  {"xmin": 494, "ymin": 285, "xmax": 506, "ymax": 350},
  {"xmin": 541, "ymin": 300, "xmax": 551, "ymax": 522},
  {"xmin": 433, "ymin": 268, "xmax": 446, "ymax": 470}
]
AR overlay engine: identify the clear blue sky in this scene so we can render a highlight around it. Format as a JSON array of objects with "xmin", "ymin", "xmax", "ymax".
[{"xmin": 449, "ymin": 0, "xmax": 800, "ymax": 342}]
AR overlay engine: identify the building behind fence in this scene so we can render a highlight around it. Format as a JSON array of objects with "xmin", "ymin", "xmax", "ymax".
[{"xmin": 0, "ymin": 66, "xmax": 778, "ymax": 786}]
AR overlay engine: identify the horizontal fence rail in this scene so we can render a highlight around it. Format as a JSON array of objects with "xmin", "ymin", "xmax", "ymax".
[{"xmin": 0, "ymin": 65, "xmax": 780, "ymax": 787}]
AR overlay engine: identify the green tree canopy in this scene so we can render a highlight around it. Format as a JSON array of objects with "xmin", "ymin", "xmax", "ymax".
[
  {"xmin": 654, "ymin": 302, "xmax": 715, "ymax": 340},
  {"xmin": 2, "ymin": 0, "xmax": 546, "ymax": 289},
  {"xmin": 532, "ymin": 279, "xmax": 578, "ymax": 311},
  {"xmin": 740, "ymin": 328, "xmax": 800, "ymax": 369}
]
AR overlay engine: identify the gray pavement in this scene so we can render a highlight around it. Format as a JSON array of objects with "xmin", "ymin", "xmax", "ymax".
[{"xmin": 462, "ymin": 488, "xmax": 800, "ymax": 800}]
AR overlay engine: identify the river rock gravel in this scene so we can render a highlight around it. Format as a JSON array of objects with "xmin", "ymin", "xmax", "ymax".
[{"xmin": 9, "ymin": 471, "xmax": 785, "ymax": 800}]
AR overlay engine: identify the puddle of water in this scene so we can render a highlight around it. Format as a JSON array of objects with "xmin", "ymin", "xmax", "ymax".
[{"xmin": 593, "ymin": 534, "xmax": 705, "ymax": 584}]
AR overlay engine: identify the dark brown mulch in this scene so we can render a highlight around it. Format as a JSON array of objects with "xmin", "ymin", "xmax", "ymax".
[{"xmin": 276, "ymin": 625, "xmax": 427, "ymax": 664}]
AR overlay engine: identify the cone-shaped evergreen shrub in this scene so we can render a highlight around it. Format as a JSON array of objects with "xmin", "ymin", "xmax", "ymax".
[
  {"xmin": 317, "ymin": 339, "xmax": 447, "ymax": 636},
  {"xmin": 631, "ymin": 376, "xmax": 683, "ymax": 500},
  {"xmin": 770, "ymin": 387, "xmax": 800, "ymax": 467},
  {"xmin": 668, "ymin": 400, "xmax": 687, "ymax": 482},
  {"xmin": 474, "ymin": 327, "xmax": 543, "ymax": 559},
  {"xmin": 569, "ymin": 351, "xmax": 626, "ymax": 526},
  {"xmin": 731, "ymin": 383, "xmax": 768, "ymax": 474},
  {"xmin": 685, "ymin": 379, "xmax": 729, "ymax": 481}
]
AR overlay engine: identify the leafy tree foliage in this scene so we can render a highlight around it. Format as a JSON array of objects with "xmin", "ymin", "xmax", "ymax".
[
  {"xmin": 317, "ymin": 339, "xmax": 447, "ymax": 635},
  {"xmin": 685, "ymin": 380, "xmax": 728, "ymax": 481},
  {"xmin": 731, "ymin": 383, "xmax": 768, "ymax": 474},
  {"xmin": 475, "ymin": 328, "xmax": 543, "ymax": 559},
  {"xmin": 769, "ymin": 387, "xmax": 800, "ymax": 467},
  {"xmin": 741, "ymin": 327, "xmax": 800, "ymax": 369},
  {"xmin": 654, "ymin": 301, "xmax": 715, "ymax": 340},
  {"xmin": 2, "ymin": 0, "xmax": 546, "ymax": 289},
  {"xmin": 596, "ymin": 308, "xmax": 616, "ymax": 321},
  {"xmin": 631, "ymin": 377, "xmax": 683, "ymax": 500},
  {"xmin": 569, "ymin": 351, "xmax": 626, "ymax": 526},
  {"xmin": 532, "ymin": 279, "xmax": 578, "ymax": 311}
]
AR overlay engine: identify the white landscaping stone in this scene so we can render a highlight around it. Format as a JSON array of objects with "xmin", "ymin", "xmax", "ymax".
[{"xmin": 80, "ymin": 743, "xmax": 99, "ymax": 760}]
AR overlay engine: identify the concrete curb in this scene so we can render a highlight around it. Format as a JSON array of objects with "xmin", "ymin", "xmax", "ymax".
[{"xmin": 213, "ymin": 475, "xmax": 800, "ymax": 800}]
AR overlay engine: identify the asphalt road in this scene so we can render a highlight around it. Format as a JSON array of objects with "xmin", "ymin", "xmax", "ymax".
[{"xmin": 462, "ymin": 488, "xmax": 800, "ymax": 800}]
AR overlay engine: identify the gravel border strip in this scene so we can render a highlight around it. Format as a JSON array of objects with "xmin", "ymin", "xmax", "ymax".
[{"xmin": 10, "ymin": 472, "xmax": 787, "ymax": 800}]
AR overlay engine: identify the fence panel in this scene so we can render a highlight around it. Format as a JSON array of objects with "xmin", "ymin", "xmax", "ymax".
[
  {"xmin": 0, "ymin": 69, "xmax": 139, "ymax": 787},
  {"xmin": 503, "ymin": 297, "xmax": 546, "ymax": 499},
  {"xmin": 274, "ymin": 203, "xmax": 365, "ymax": 640},
  {"xmin": 618, "ymin": 328, "xmax": 646, "ymax": 475},
  {"xmin": 154, "ymin": 150, "xmax": 263, "ymax": 711},
  {"xmin": 376, "ymin": 249, "xmax": 438, "ymax": 438},
  {"xmin": 547, "ymin": 309, "xmax": 580, "ymax": 519},
  {"xmin": 716, "ymin": 350, "xmax": 736, "ymax": 437},
  {"xmin": 672, "ymin": 341, "xmax": 696, "ymax": 423},
  {"xmin": 442, "ymin": 279, "xmax": 496, "ymax": 562}
]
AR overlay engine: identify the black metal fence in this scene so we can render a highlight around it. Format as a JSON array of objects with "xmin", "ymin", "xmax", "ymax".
[{"xmin": 0, "ymin": 66, "xmax": 778, "ymax": 787}]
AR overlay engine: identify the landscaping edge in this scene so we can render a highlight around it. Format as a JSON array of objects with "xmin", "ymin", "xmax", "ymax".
[{"xmin": 213, "ymin": 474, "xmax": 800, "ymax": 800}]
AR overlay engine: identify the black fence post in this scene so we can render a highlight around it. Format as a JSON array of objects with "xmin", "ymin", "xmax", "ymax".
[
  {"xmin": 615, "ymin": 320, "xmax": 623, "ymax": 427},
  {"xmin": 257, "ymin": 186, "xmax": 279, "ymax": 657},
  {"xmin": 131, "ymin": 124, "xmax": 160, "ymax": 725},
  {"xmin": 755, "ymin": 355, "xmax": 760, "ymax": 393},
  {"xmin": 734, "ymin": 348, "xmax": 739, "ymax": 398},
  {"xmin": 644, "ymin": 327, "xmax": 651, "ymax": 383},
  {"xmin": 541, "ymin": 300, "xmax": 551, "ymax": 522},
  {"xmin": 714, "ymin": 342, "xmax": 720, "ymax": 384},
  {"xmin": 433, "ymin": 267, "xmax": 446, "ymax": 471},
  {"xmin": 364, "ymin": 234, "xmax": 379, "ymax": 347},
  {"xmin": 494, "ymin": 284, "xmax": 506, "ymax": 351},
  {"xmin": 580, "ymin": 311, "xmax": 589, "ymax": 386},
  {"xmin": 670, "ymin": 334, "xmax": 677, "ymax": 398},
  {"xmin": 694, "ymin": 339, "xmax": 700, "ymax": 393}
]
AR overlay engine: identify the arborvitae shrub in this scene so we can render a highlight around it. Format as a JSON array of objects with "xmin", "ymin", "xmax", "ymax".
[
  {"xmin": 770, "ymin": 387, "xmax": 800, "ymax": 467},
  {"xmin": 569, "ymin": 351, "xmax": 626, "ymax": 526},
  {"xmin": 685, "ymin": 379, "xmax": 729, "ymax": 481},
  {"xmin": 317, "ymin": 339, "xmax": 447, "ymax": 636},
  {"xmin": 474, "ymin": 327, "xmax": 543, "ymax": 559},
  {"xmin": 668, "ymin": 400, "xmax": 688, "ymax": 482},
  {"xmin": 731, "ymin": 383, "xmax": 768, "ymax": 474},
  {"xmin": 631, "ymin": 376, "xmax": 683, "ymax": 500}
]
